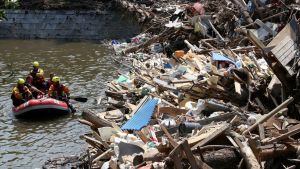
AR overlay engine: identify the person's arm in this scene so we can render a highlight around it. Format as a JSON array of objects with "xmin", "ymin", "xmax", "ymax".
[
  {"xmin": 48, "ymin": 85, "xmax": 54, "ymax": 97},
  {"xmin": 25, "ymin": 87, "xmax": 33, "ymax": 99},
  {"xmin": 63, "ymin": 86, "xmax": 70, "ymax": 97},
  {"xmin": 31, "ymin": 85, "xmax": 44, "ymax": 95}
]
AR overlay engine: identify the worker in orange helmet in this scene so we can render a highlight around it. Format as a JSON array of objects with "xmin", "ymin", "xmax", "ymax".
[
  {"xmin": 11, "ymin": 78, "xmax": 33, "ymax": 107},
  {"xmin": 48, "ymin": 76, "xmax": 75, "ymax": 113}
]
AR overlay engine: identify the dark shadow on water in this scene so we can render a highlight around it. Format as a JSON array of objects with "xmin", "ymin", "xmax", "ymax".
[{"xmin": 15, "ymin": 112, "xmax": 71, "ymax": 122}]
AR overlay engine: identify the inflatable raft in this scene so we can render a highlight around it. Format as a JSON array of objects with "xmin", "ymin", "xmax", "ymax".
[{"xmin": 12, "ymin": 98, "xmax": 71, "ymax": 118}]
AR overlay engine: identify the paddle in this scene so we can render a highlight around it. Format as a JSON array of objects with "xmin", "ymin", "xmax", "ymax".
[{"xmin": 70, "ymin": 96, "xmax": 88, "ymax": 102}]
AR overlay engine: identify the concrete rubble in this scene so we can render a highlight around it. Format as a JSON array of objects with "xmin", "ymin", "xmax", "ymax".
[{"xmin": 55, "ymin": 0, "xmax": 300, "ymax": 168}]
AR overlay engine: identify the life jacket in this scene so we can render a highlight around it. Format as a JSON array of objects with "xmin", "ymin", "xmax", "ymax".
[
  {"xmin": 31, "ymin": 70, "xmax": 45, "ymax": 90},
  {"xmin": 11, "ymin": 85, "xmax": 31, "ymax": 100},
  {"xmin": 31, "ymin": 68, "xmax": 40, "ymax": 78},
  {"xmin": 30, "ymin": 68, "xmax": 44, "ymax": 82},
  {"xmin": 49, "ymin": 84, "xmax": 69, "ymax": 98}
]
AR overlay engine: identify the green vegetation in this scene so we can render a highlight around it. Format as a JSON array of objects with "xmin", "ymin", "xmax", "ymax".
[
  {"xmin": 0, "ymin": 10, "xmax": 5, "ymax": 20},
  {"xmin": 4, "ymin": 0, "xmax": 19, "ymax": 9}
]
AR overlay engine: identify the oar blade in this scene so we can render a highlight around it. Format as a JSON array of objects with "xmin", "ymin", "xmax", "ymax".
[{"xmin": 72, "ymin": 97, "xmax": 88, "ymax": 102}]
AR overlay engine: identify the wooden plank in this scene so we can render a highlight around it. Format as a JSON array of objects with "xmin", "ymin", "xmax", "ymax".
[
  {"xmin": 234, "ymin": 81, "xmax": 242, "ymax": 95},
  {"xmin": 155, "ymin": 126, "xmax": 178, "ymax": 137},
  {"xmin": 230, "ymin": 115, "xmax": 239, "ymax": 125},
  {"xmin": 92, "ymin": 148, "xmax": 113, "ymax": 163},
  {"xmin": 267, "ymin": 90, "xmax": 279, "ymax": 106},
  {"xmin": 188, "ymin": 126, "xmax": 220, "ymax": 146},
  {"xmin": 246, "ymin": 29, "xmax": 267, "ymax": 50},
  {"xmin": 258, "ymin": 124, "xmax": 265, "ymax": 140},
  {"xmin": 242, "ymin": 97, "xmax": 293, "ymax": 135},
  {"xmin": 267, "ymin": 16, "xmax": 298, "ymax": 49},
  {"xmin": 169, "ymin": 143, "xmax": 183, "ymax": 169},
  {"xmin": 172, "ymin": 154, "xmax": 182, "ymax": 169},
  {"xmin": 171, "ymin": 79, "xmax": 194, "ymax": 84},
  {"xmin": 106, "ymin": 83, "xmax": 120, "ymax": 92},
  {"xmin": 273, "ymin": 123, "xmax": 281, "ymax": 130},
  {"xmin": 136, "ymin": 131, "xmax": 150, "ymax": 144},
  {"xmin": 83, "ymin": 135, "xmax": 107, "ymax": 148},
  {"xmin": 275, "ymin": 40, "xmax": 294, "ymax": 61},
  {"xmin": 226, "ymin": 136, "xmax": 239, "ymax": 148},
  {"xmin": 160, "ymin": 124, "xmax": 179, "ymax": 148},
  {"xmin": 271, "ymin": 36, "xmax": 291, "ymax": 54},
  {"xmin": 92, "ymin": 131, "xmax": 110, "ymax": 149},
  {"xmin": 182, "ymin": 140, "xmax": 199, "ymax": 169},
  {"xmin": 275, "ymin": 40, "xmax": 294, "ymax": 60},
  {"xmin": 153, "ymin": 78, "xmax": 177, "ymax": 90},
  {"xmin": 197, "ymin": 113, "xmax": 235, "ymax": 125},
  {"xmin": 234, "ymin": 138, "xmax": 261, "ymax": 169},
  {"xmin": 158, "ymin": 106, "xmax": 188, "ymax": 117},
  {"xmin": 169, "ymin": 140, "xmax": 212, "ymax": 169},
  {"xmin": 285, "ymin": 123, "xmax": 300, "ymax": 132},
  {"xmin": 78, "ymin": 119, "xmax": 95, "ymax": 128},
  {"xmin": 281, "ymin": 47, "xmax": 296, "ymax": 66},
  {"xmin": 191, "ymin": 124, "xmax": 229, "ymax": 150},
  {"xmin": 273, "ymin": 38, "xmax": 296, "ymax": 66},
  {"xmin": 263, "ymin": 124, "xmax": 300, "ymax": 144},
  {"xmin": 182, "ymin": 140, "xmax": 213, "ymax": 169}
]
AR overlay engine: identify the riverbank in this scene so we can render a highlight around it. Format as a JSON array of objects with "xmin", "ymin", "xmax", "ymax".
[
  {"xmin": 69, "ymin": 0, "xmax": 300, "ymax": 169},
  {"xmin": 1, "ymin": 0, "xmax": 110, "ymax": 10}
]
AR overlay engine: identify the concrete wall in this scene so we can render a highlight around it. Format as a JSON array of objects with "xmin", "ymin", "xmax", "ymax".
[{"xmin": 0, "ymin": 10, "xmax": 141, "ymax": 40}]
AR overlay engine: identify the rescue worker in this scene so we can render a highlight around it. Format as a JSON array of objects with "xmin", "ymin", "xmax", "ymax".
[
  {"xmin": 48, "ymin": 76, "xmax": 76, "ymax": 113},
  {"xmin": 30, "ymin": 61, "xmax": 44, "ymax": 79},
  {"xmin": 25, "ymin": 75, "xmax": 44, "ymax": 98},
  {"xmin": 45, "ymin": 73, "xmax": 55, "ymax": 91},
  {"xmin": 30, "ymin": 61, "xmax": 46, "ymax": 91},
  {"xmin": 11, "ymin": 78, "xmax": 33, "ymax": 107},
  {"xmin": 32, "ymin": 71, "xmax": 46, "ymax": 91}
]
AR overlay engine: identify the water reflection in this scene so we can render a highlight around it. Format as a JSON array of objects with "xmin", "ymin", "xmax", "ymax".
[{"xmin": 0, "ymin": 40, "xmax": 117, "ymax": 168}]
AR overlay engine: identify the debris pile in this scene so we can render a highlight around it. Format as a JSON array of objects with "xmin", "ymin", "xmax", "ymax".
[{"xmin": 77, "ymin": 0, "xmax": 300, "ymax": 168}]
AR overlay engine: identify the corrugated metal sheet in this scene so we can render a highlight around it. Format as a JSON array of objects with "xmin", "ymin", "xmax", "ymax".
[{"xmin": 121, "ymin": 98, "xmax": 158, "ymax": 131}]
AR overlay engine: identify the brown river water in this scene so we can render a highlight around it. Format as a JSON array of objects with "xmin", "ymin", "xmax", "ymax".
[{"xmin": 0, "ymin": 40, "xmax": 120, "ymax": 168}]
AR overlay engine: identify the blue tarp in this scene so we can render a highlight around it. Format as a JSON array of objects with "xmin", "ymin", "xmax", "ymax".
[
  {"xmin": 212, "ymin": 52, "xmax": 237, "ymax": 67},
  {"xmin": 121, "ymin": 99, "xmax": 158, "ymax": 131}
]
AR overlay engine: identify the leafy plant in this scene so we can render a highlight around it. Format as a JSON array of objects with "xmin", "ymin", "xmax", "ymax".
[
  {"xmin": 0, "ymin": 10, "xmax": 6, "ymax": 20},
  {"xmin": 4, "ymin": 0, "xmax": 19, "ymax": 9}
]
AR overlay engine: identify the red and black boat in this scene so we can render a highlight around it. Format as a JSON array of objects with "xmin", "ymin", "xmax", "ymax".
[{"xmin": 12, "ymin": 97, "xmax": 71, "ymax": 118}]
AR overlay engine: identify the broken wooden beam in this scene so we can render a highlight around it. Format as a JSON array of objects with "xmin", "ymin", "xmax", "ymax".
[
  {"xmin": 160, "ymin": 123, "xmax": 179, "ymax": 148},
  {"xmin": 242, "ymin": 97, "xmax": 293, "ymax": 135},
  {"xmin": 263, "ymin": 125, "xmax": 300, "ymax": 144},
  {"xmin": 82, "ymin": 110, "xmax": 113, "ymax": 128},
  {"xmin": 191, "ymin": 124, "xmax": 229, "ymax": 150},
  {"xmin": 234, "ymin": 138, "xmax": 261, "ymax": 169}
]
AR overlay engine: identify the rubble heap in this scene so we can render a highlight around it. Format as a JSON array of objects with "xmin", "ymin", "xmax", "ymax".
[{"xmin": 58, "ymin": 0, "xmax": 300, "ymax": 168}]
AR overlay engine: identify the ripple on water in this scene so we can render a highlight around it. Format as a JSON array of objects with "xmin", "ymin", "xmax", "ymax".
[{"xmin": 0, "ymin": 39, "xmax": 117, "ymax": 168}]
